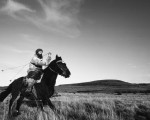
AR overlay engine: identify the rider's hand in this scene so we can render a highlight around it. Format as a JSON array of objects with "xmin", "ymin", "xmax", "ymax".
[{"xmin": 47, "ymin": 52, "xmax": 51, "ymax": 61}]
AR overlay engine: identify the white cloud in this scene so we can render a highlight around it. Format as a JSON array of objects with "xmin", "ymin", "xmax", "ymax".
[
  {"xmin": 0, "ymin": 43, "xmax": 31, "ymax": 54},
  {"xmin": 20, "ymin": 33, "xmax": 45, "ymax": 46},
  {"xmin": 0, "ymin": 0, "xmax": 83, "ymax": 37},
  {"xmin": 26, "ymin": 0, "xmax": 82, "ymax": 37},
  {"xmin": 37, "ymin": 0, "xmax": 71, "ymax": 22},
  {"xmin": 11, "ymin": 48, "xmax": 31, "ymax": 54},
  {"xmin": 0, "ymin": 0, "xmax": 34, "ymax": 19},
  {"xmin": 127, "ymin": 63, "xmax": 138, "ymax": 69}
]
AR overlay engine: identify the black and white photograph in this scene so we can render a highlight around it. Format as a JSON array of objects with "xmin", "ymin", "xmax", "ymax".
[{"xmin": 0, "ymin": 0, "xmax": 150, "ymax": 120}]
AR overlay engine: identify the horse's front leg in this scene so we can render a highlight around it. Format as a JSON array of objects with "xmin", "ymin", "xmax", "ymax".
[
  {"xmin": 47, "ymin": 98, "xmax": 60, "ymax": 118},
  {"xmin": 47, "ymin": 99, "xmax": 56, "ymax": 111}
]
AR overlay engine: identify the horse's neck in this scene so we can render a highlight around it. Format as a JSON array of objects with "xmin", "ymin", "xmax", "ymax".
[{"xmin": 41, "ymin": 69, "xmax": 58, "ymax": 88}]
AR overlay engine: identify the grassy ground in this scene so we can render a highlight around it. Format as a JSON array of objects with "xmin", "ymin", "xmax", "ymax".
[{"xmin": 0, "ymin": 93, "xmax": 150, "ymax": 120}]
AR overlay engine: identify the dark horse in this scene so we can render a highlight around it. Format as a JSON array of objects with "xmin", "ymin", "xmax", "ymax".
[{"xmin": 0, "ymin": 55, "xmax": 71, "ymax": 115}]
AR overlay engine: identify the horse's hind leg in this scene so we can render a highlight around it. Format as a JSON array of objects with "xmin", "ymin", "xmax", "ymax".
[{"xmin": 31, "ymin": 86, "xmax": 44, "ymax": 111}]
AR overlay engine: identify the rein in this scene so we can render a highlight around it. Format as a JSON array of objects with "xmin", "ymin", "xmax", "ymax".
[
  {"xmin": 48, "ymin": 60, "xmax": 63, "ymax": 74},
  {"xmin": 49, "ymin": 67, "xmax": 57, "ymax": 73}
]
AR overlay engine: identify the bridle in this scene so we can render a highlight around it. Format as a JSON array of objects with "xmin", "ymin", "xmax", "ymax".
[
  {"xmin": 48, "ymin": 60, "xmax": 65, "ymax": 74},
  {"xmin": 49, "ymin": 67, "xmax": 57, "ymax": 73}
]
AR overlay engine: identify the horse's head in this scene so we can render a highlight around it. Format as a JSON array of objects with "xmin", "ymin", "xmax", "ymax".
[{"xmin": 48, "ymin": 55, "xmax": 71, "ymax": 78}]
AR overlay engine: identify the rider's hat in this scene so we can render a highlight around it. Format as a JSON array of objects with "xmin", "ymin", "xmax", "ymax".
[{"xmin": 35, "ymin": 48, "xmax": 43, "ymax": 54}]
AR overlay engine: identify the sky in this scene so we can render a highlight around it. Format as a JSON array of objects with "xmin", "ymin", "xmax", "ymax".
[{"xmin": 0, "ymin": 0, "xmax": 150, "ymax": 86}]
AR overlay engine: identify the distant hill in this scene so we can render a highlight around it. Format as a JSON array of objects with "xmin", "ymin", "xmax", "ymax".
[
  {"xmin": 0, "ymin": 79, "xmax": 150, "ymax": 94},
  {"xmin": 59, "ymin": 79, "xmax": 132, "ymax": 86},
  {"xmin": 56, "ymin": 79, "xmax": 150, "ymax": 94},
  {"xmin": 0, "ymin": 86, "xmax": 7, "ymax": 92}
]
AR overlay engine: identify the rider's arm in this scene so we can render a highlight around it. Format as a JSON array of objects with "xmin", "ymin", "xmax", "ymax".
[
  {"xmin": 31, "ymin": 53, "xmax": 52, "ymax": 66},
  {"xmin": 31, "ymin": 57, "xmax": 46, "ymax": 66},
  {"xmin": 45, "ymin": 52, "xmax": 51, "ymax": 66}
]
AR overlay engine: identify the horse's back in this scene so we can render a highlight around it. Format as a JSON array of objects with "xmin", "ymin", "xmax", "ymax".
[
  {"xmin": 12, "ymin": 76, "xmax": 24, "ymax": 86},
  {"xmin": 11, "ymin": 76, "xmax": 25, "ymax": 94}
]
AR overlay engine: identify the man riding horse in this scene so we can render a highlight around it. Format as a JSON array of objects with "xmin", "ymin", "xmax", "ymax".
[
  {"xmin": 24, "ymin": 48, "xmax": 51, "ymax": 92},
  {"xmin": 0, "ymin": 52, "xmax": 71, "ymax": 116}
]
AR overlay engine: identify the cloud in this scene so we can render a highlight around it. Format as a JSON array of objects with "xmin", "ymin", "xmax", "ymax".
[
  {"xmin": 0, "ymin": 0, "xmax": 34, "ymax": 20},
  {"xmin": 127, "ymin": 63, "xmax": 138, "ymax": 69},
  {"xmin": 28, "ymin": 0, "xmax": 83, "ymax": 37},
  {"xmin": 0, "ymin": 0, "xmax": 83, "ymax": 37},
  {"xmin": 20, "ymin": 33, "xmax": 44, "ymax": 45},
  {"xmin": 0, "ymin": 43, "xmax": 32, "ymax": 54},
  {"xmin": 11, "ymin": 48, "xmax": 31, "ymax": 54}
]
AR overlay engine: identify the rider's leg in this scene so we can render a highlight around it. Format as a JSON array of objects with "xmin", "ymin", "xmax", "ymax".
[
  {"xmin": 25, "ymin": 78, "xmax": 36, "ymax": 92},
  {"xmin": 25, "ymin": 70, "xmax": 42, "ymax": 92}
]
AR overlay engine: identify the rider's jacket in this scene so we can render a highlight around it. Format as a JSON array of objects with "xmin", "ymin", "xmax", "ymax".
[{"xmin": 27, "ymin": 54, "xmax": 51, "ymax": 73}]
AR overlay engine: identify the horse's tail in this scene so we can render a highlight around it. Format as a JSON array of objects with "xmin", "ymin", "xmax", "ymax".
[{"xmin": 0, "ymin": 82, "xmax": 13, "ymax": 102}]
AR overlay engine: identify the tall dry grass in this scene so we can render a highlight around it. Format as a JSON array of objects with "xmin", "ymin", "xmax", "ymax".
[{"xmin": 0, "ymin": 93, "xmax": 150, "ymax": 120}]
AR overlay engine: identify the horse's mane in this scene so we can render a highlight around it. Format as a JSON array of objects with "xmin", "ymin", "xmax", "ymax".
[{"xmin": 43, "ymin": 56, "xmax": 62, "ymax": 73}]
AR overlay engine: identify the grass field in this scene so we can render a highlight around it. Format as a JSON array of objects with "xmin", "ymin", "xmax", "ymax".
[{"xmin": 0, "ymin": 93, "xmax": 150, "ymax": 120}]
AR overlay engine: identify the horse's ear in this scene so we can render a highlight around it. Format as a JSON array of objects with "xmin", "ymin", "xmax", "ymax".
[
  {"xmin": 56, "ymin": 54, "xmax": 59, "ymax": 59},
  {"xmin": 56, "ymin": 54, "xmax": 62, "ymax": 60}
]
